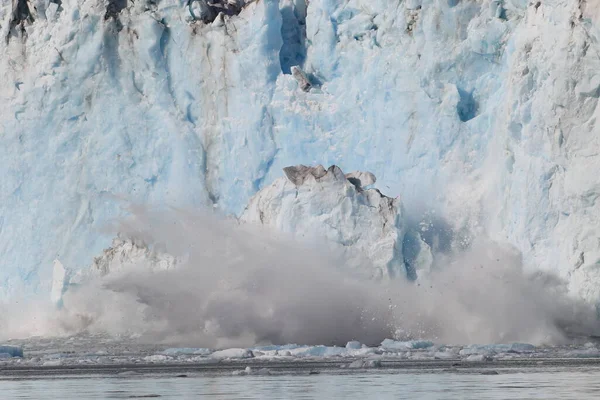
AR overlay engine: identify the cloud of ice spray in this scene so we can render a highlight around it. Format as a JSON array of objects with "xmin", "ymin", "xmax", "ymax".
[{"xmin": 2, "ymin": 207, "xmax": 599, "ymax": 347}]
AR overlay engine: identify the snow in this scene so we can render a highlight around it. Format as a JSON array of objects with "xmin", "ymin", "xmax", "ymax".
[{"xmin": 0, "ymin": 0, "xmax": 599, "ymax": 310}]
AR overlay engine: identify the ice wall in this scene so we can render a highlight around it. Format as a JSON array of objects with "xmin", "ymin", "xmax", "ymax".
[{"xmin": 0, "ymin": 0, "xmax": 599, "ymax": 302}]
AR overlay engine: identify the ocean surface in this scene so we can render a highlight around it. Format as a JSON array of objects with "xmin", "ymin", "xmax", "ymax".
[
  {"xmin": 3, "ymin": 367, "xmax": 600, "ymax": 399},
  {"xmin": 2, "ymin": 335, "xmax": 600, "ymax": 398}
]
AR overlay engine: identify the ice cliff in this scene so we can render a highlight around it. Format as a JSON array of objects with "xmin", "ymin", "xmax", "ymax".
[{"xmin": 1, "ymin": 0, "xmax": 600, "ymax": 303}]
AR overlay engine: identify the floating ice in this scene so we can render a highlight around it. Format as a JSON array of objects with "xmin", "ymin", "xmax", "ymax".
[
  {"xmin": 564, "ymin": 348, "xmax": 600, "ymax": 358},
  {"xmin": 162, "ymin": 348, "xmax": 212, "ymax": 356},
  {"xmin": 345, "ymin": 341, "xmax": 362, "ymax": 350},
  {"xmin": 464, "ymin": 354, "xmax": 490, "ymax": 362},
  {"xmin": 380, "ymin": 339, "xmax": 434, "ymax": 351},
  {"xmin": 0, "ymin": 346, "xmax": 23, "ymax": 358},
  {"xmin": 459, "ymin": 343, "xmax": 535, "ymax": 356},
  {"xmin": 143, "ymin": 355, "xmax": 172, "ymax": 362},
  {"xmin": 348, "ymin": 359, "xmax": 382, "ymax": 369},
  {"xmin": 210, "ymin": 348, "xmax": 254, "ymax": 360}
]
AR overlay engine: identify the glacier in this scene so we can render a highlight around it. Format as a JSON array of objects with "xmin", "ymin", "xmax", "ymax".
[{"xmin": 0, "ymin": 0, "xmax": 600, "ymax": 310}]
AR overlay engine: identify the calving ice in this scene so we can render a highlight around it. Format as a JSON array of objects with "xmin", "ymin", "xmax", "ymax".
[
  {"xmin": 14, "ymin": 166, "xmax": 600, "ymax": 347},
  {"xmin": 1, "ymin": 0, "xmax": 600, "ymax": 344}
]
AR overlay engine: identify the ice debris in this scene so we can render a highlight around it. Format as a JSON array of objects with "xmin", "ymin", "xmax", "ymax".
[
  {"xmin": 459, "ymin": 343, "xmax": 535, "ymax": 356},
  {"xmin": 345, "ymin": 341, "xmax": 362, "ymax": 350},
  {"xmin": 162, "ymin": 348, "xmax": 212, "ymax": 356},
  {"xmin": 0, "ymin": 346, "xmax": 23, "ymax": 358},
  {"xmin": 91, "ymin": 238, "xmax": 178, "ymax": 276},
  {"xmin": 143, "ymin": 354, "xmax": 172, "ymax": 362},
  {"xmin": 210, "ymin": 348, "xmax": 254, "ymax": 360},
  {"xmin": 380, "ymin": 339, "xmax": 434, "ymax": 351},
  {"xmin": 347, "ymin": 359, "xmax": 381, "ymax": 369},
  {"xmin": 241, "ymin": 165, "xmax": 431, "ymax": 279},
  {"xmin": 464, "ymin": 354, "xmax": 491, "ymax": 362}
]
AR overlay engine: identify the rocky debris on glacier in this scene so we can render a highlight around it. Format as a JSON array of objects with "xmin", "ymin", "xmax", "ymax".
[
  {"xmin": 291, "ymin": 66, "xmax": 312, "ymax": 92},
  {"xmin": 241, "ymin": 165, "xmax": 432, "ymax": 279},
  {"xmin": 188, "ymin": 0, "xmax": 246, "ymax": 23},
  {"xmin": 105, "ymin": 0, "xmax": 127, "ymax": 21},
  {"xmin": 7, "ymin": 0, "xmax": 34, "ymax": 40}
]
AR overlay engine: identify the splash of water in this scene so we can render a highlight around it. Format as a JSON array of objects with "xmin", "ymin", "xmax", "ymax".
[{"xmin": 1, "ymin": 208, "xmax": 598, "ymax": 347}]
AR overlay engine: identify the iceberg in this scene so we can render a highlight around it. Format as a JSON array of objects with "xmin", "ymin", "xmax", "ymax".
[{"xmin": 0, "ymin": 346, "xmax": 24, "ymax": 358}]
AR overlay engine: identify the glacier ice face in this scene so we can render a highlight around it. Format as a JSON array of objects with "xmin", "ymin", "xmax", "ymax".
[
  {"xmin": 0, "ymin": 0, "xmax": 599, "ymax": 304},
  {"xmin": 241, "ymin": 165, "xmax": 423, "ymax": 279}
]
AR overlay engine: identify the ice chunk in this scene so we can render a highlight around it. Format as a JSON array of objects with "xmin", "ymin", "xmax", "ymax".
[
  {"xmin": 0, "ymin": 346, "xmax": 23, "ymax": 358},
  {"xmin": 92, "ymin": 238, "xmax": 178, "ymax": 275},
  {"xmin": 241, "ymin": 166, "xmax": 418, "ymax": 279},
  {"xmin": 210, "ymin": 348, "xmax": 254, "ymax": 360},
  {"xmin": 232, "ymin": 366, "xmax": 253, "ymax": 376},
  {"xmin": 464, "ymin": 354, "xmax": 490, "ymax": 362},
  {"xmin": 162, "ymin": 348, "xmax": 212, "ymax": 356},
  {"xmin": 433, "ymin": 351, "xmax": 456, "ymax": 360},
  {"xmin": 348, "ymin": 359, "xmax": 382, "ymax": 368},
  {"xmin": 288, "ymin": 346, "xmax": 347, "ymax": 358},
  {"xmin": 380, "ymin": 339, "xmax": 434, "ymax": 351},
  {"xmin": 345, "ymin": 341, "xmax": 362, "ymax": 350},
  {"xmin": 345, "ymin": 171, "xmax": 376, "ymax": 188},
  {"xmin": 143, "ymin": 355, "xmax": 172, "ymax": 362},
  {"xmin": 50, "ymin": 260, "xmax": 67, "ymax": 306},
  {"xmin": 565, "ymin": 348, "xmax": 600, "ymax": 358}
]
